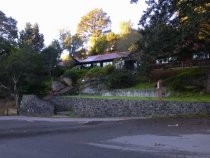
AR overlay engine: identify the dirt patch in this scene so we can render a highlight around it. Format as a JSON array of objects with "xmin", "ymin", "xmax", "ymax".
[{"xmin": 0, "ymin": 99, "xmax": 16, "ymax": 116}]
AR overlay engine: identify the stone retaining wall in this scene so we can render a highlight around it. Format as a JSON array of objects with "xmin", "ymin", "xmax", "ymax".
[
  {"xmin": 19, "ymin": 95, "xmax": 210, "ymax": 117},
  {"xmin": 50, "ymin": 96, "xmax": 210, "ymax": 118},
  {"xmin": 100, "ymin": 89, "xmax": 170, "ymax": 97},
  {"xmin": 20, "ymin": 95, "xmax": 54, "ymax": 116}
]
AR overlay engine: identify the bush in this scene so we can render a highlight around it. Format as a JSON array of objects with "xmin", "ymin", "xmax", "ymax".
[
  {"xmin": 20, "ymin": 75, "xmax": 51, "ymax": 96},
  {"xmin": 53, "ymin": 66, "xmax": 65, "ymax": 78},
  {"xmin": 86, "ymin": 65, "xmax": 115, "ymax": 78},
  {"xmin": 85, "ymin": 67, "xmax": 104, "ymax": 78},
  {"xmin": 63, "ymin": 68, "xmax": 87, "ymax": 84},
  {"xmin": 105, "ymin": 70, "xmax": 135, "ymax": 89},
  {"xmin": 102, "ymin": 65, "xmax": 115, "ymax": 74},
  {"xmin": 164, "ymin": 68, "xmax": 207, "ymax": 91}
]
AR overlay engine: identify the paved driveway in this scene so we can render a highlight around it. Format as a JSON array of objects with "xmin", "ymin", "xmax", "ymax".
[{"xmin": 0, "ymin": 116, "xmax": 210, "ymax": 158}]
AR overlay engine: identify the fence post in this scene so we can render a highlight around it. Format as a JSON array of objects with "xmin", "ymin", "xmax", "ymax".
[
  {"xmin": 157, "ymin": 80, "xmax": 163, "ymax": 99},
  {"xmin": 207, "ymin": 68, "xmax": 210, "ymax": 94}
]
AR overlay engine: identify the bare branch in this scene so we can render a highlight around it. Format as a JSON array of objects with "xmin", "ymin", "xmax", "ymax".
[{"xmin": 0, "ymin": 82, "xmax": 10, "ymax": 91}]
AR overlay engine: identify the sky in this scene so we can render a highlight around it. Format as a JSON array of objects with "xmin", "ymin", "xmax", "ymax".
[{"xmin": 0, "ymin": 0, "xmax": 147, "ymax": 46}]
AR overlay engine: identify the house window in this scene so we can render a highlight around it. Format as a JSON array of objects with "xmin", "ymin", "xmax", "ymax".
[
  {"xmin": 84, "ymin": 64, "xmax": 91, "ymax": 68},
  {"xmin": 93, "ymin": 63, "xmax": 101, "ymax": 67},
  {"xmin": 193, "ymin": 52, "xmax": 209, "ymax": 60},
  {"xmin": 115, "ymin": 59, "xmax": 124, "ymax": 69},
  {"xmin": 103, "ymin": 62, "xmax": 112, "ymax": 67},
  {"xmin": 134, "ymin": 62, "xmax": 138, "ymax": 69}
]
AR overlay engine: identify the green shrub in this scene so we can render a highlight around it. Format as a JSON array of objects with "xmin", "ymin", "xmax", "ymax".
[
  {"xmin": 53, "ymin": 66, "xmax": 65, "ymax": 78},
  {"xmin": 102, "ymin": 65, "xmax": 115, "ymax": 74},
  {"xmin": 105, "ymin": 70, "xmax": 135, "ymax": 89},
  {"xmin": 20, "ymin": 75, "xmax": 51, "ymax": 96},
  {"xmin": 63, "ymin": 68, "xmax": 87, "ymax": 84},
  {"xmin": 63, "ymin": 65, "xmax": 115, "ymax": 84},
  {"xmin": 86, "ymin": 67, "xmax": 103, "ymax": 78},
  {"xmin": 164, "ymin": 68, "xmax": 206, "ymax": 91}
]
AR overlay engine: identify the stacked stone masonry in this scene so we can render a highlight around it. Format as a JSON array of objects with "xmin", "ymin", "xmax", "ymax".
[
  {"xmin": 20, "ymin": 95, "xmax": 210, "ymax": 117},
  {"xmin": 20, "ymin": 95, "xmax": 54, "ymax": 116},
  {"xmin": 50, "ymin": 96, "xmax": 210, "ymax": 117}
]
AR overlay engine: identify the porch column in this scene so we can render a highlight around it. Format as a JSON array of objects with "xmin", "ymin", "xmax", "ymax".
[{"xmin": 100, "ymin": 62, "xmax": 103, "ymax": 67}]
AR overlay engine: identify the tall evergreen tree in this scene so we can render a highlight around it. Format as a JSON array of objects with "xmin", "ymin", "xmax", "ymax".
[
  {"xmin": 132, "ymin": 0, "xmax": 209, "ymax": 61},
  {"xmin": 41, "ymin": 40, "xmax": 62, "ymax": 77},
  {"xmin": 0, "ymin": 10, "xmax": 18, "ymax": 55},
  {"xmin": 77, "ymin": 8, "xmax": 111, "ymax": 43},
  {"xmin": 19, "ymin": 23, "xmax": 44, "ymax": 52}
]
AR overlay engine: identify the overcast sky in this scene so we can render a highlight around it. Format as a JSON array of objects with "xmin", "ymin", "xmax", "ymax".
[{"xmin": 0, "ymin": 0, "xmax": 147, "ymax": 46}]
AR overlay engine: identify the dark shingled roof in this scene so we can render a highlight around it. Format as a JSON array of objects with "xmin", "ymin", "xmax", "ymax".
[{"xmin": 75, "ymin": 52, "xmax": 131, "ymax": 63}]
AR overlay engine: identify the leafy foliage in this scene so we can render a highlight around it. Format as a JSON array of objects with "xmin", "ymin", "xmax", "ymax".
[
  {"xmin": 119, "ymin": 21, "xmax": 133, "ymax": 35},
  {"xmin": 64, "ymin": 65, "xmax": 135, "ymax": 89},
  {"xmin": 106, "ymin": 32, "xmax": 119, "ymax": 52},
  {"xmin": 132, "ymin": 0, "xmax": 209, "ymax": 75},
  {"xmin": 0, "ymin": 11, "xmax": 17, "ymax": 55},
  {"xmin": 63, "ymin": 68, "xmax": 87, "ymax": 84},
  {"xmin": 0, "ymin": 47, "xmax": 45, "ymax": 110},
  {"xmin": 89, "ymin": 35, "xmax": 108, "ymax": 55},
  {"xmin": 117, "ymin": 29, "xmax": 141, "ymax": 52},
  {"xmin": 0, "ymin": 11, "xmax": 17, "ymax": 41},
  {"xmin": 77, "ymin": 8, "xmax": 111, "ymax": 43},
  {"xmin": 89, "ymin": 32, "xmax": 119, "ymax": 55},
  {"xmin": 105, "ymin": 70, "xmax": 135, "ymax": 89},
  {"xmin": 18, "ymin": 23, "xmax": 44, "ymax": 52},
  {"xmin": 41, "ymin": 42, "xmax": 61, "ymax": 77},
  {"xmin": 164, "ymin": 68, "xmax": 207, "ymax": 91},
  {"xmin": 71, "ymin": 34, "xmax": 83, "ymax": 55},
  {"xmin": 59, "ymin": 30, "xmax": 83, "ymax": 56},
  {"xmin": 85, "ymin": 67, "xmax": 104, "ymax": 78},
  {"xmin": 176, "ymin": 0, "xmax": 210, "ymax": 53},
  {"xmin": 59, "ymin": 29, "xmax": 72, "ymax": 51}
]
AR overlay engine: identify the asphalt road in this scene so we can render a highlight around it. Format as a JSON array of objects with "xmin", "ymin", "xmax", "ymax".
[{"xmin": 0, "ymin": 116, "xmax": 210, "ymax": 158}]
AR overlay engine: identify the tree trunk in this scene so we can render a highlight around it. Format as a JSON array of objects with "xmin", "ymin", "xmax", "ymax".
[
  {"xmin": 13, "ymin": 80, "xmax": 20, "ymax": 115},
  {"xmin": 207, "ymin": 68, "xmax": 210, "ymax": 94},
  {"xmin": 15, "ymin": 92, "xmax": 19, "ymax": 115}
]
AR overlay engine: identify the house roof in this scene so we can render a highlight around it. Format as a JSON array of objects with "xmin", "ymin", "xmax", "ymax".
[{"xmin": 74, "ymin": 51, "xmax": 131, "ymax": 63}]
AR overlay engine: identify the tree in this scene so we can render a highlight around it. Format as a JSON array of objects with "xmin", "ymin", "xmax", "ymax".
[
  {"xmin": 89, "ymin": 35, "xmax": 108, "ymax": 55},
  {"xmin": 50, "ymin": 39, "xmax": 62, "ymax": 54},
  {"xmin": 132, "ymin": 0, "xmax": 209, "ymax": 61},
  {"xmin": 106, "ymin": 32, "xmax": 119, "ymax": 52},
  {"xmin": 19, "ymin": 23, "xmax": 44, "ymax": 52},
  {"xmin": 176, "ymin": 0, "xmax": 210, "ymax": 54},
  {"xmin": 88, "ymin": 31, "xmax": 119, "ymax": 55},
  {"xmin": 129, "ymin": 0, "xmax": 180, "ymax": 77},
  {"xmin": 77, "ymin": 8, "xmax": 111, "ymax": 43},
  {"xmin": 119, "ymin": 20, "xmax": 133, "ymax": 36},
  {"xmin": 71, "ymin": 34, "xmax": 83, "ymax": 55},
  {"xmin": 130, "ymin": 0, "xmax": 138, "ymax": 3},
  {"xmin": 0, "ymin": 10, "xmax": 18, "ymax": 55},
  {"xmin": 130, "ymin": 0, "xmax": 181, "ymax": 67},
  {"xmin": 117, "ymin": 30, "xmax": 141, "ymax": 52},
  {"xmin": 41, "ymin": 40, "xmax": 62, "ymax": 77},
  {"xmin": 117, "ymin": 21, "xmax": 141, "ymax": 52},
  {"xmin": 59, "ymin": 29, "xmax": 72, "ymax": 51},
  {"xmin": 0, "ymin": 48, "xmax": 43, "ymax": 113},
  {"xmin": 59, "ymin": 29, "xmax": 83, "ymax": 56}
]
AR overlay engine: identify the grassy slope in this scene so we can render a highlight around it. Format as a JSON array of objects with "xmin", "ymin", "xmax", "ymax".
[
  {"xmin": 68, "ymin": 67, "xmax": 210, "ymax": 102},
  {"xmin": 68, "ymin": 94, "xmax": 210, "ymax": 102}
]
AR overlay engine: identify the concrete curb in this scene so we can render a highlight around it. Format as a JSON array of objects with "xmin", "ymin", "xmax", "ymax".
[
  {"xmin": 0, "ymin": 116, "xmax": 144, "ymax": 139},
  {"xmin": 0, "ymin": 116, "xmax": 144, "ymax": 123}
]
